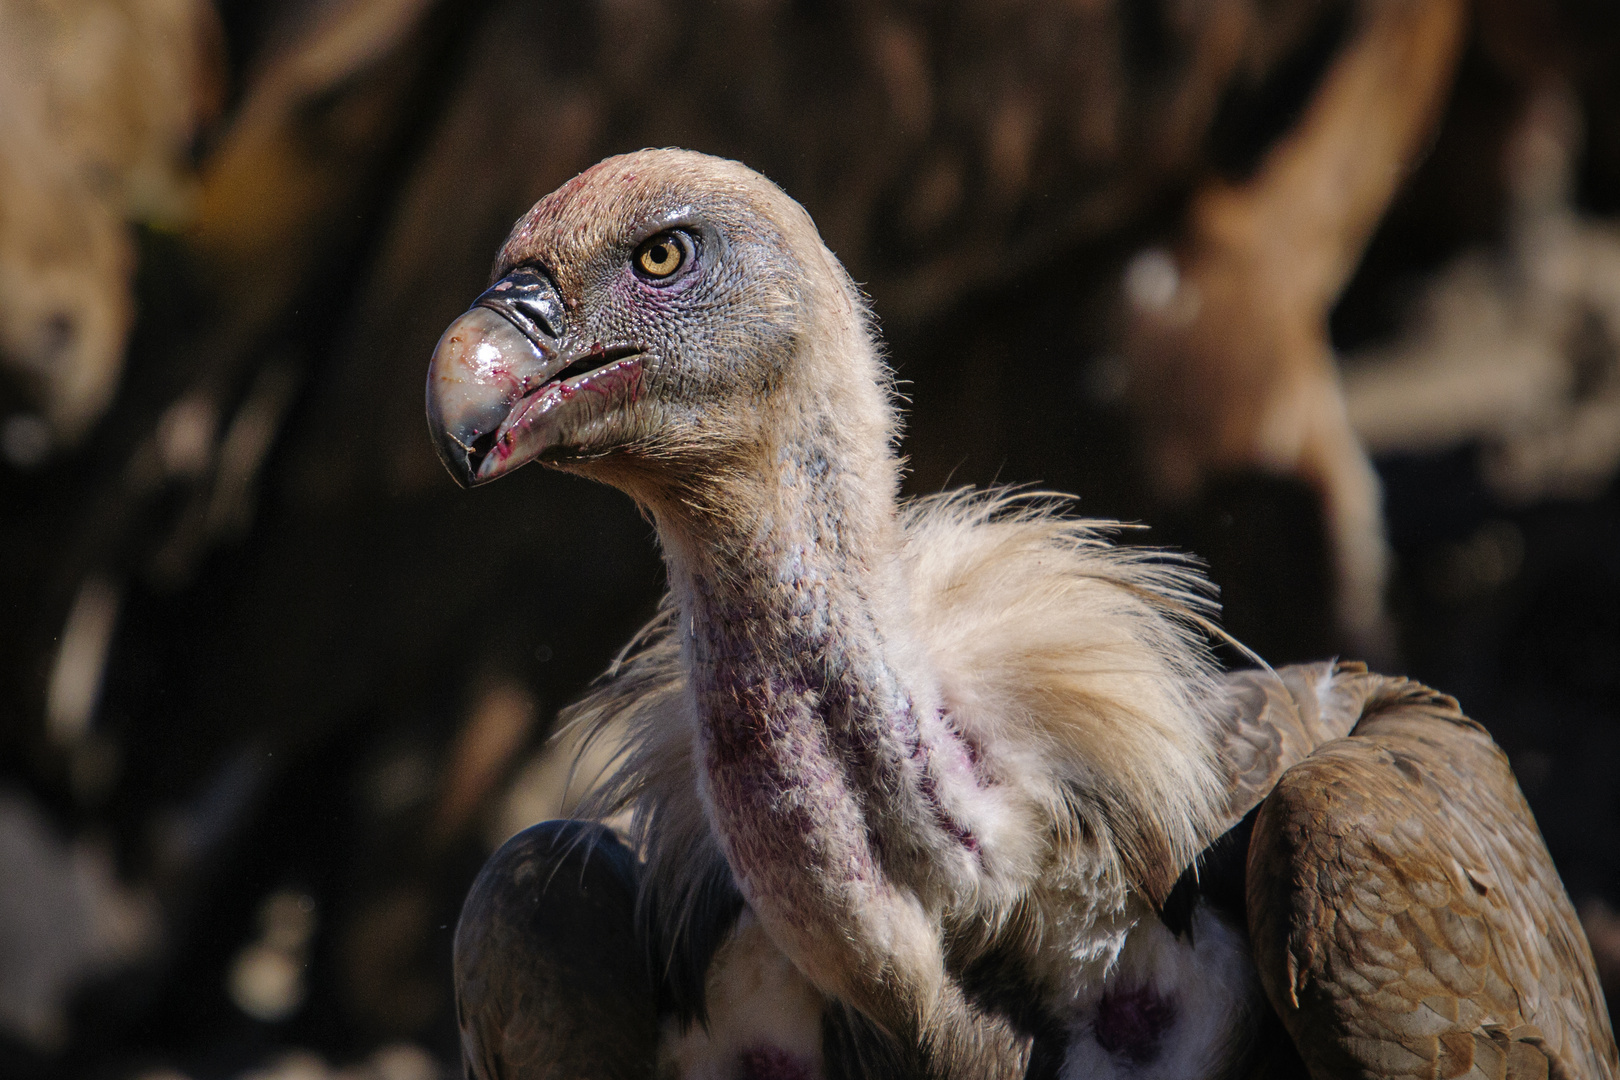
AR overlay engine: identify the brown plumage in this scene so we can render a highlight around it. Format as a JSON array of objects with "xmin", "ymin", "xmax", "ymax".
[
  {"xmin": 428, "ymin": 149, "xmax": 1615, "ymax": 1079},
  {"xmin": 1249, "ymin": 680, "xmax": 1616, "ymax": 1079}
]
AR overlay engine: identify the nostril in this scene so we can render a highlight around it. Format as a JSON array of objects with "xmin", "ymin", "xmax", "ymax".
[{"xmin": 479, "ymin": 266, "xmax": 566, "ymax": 346}]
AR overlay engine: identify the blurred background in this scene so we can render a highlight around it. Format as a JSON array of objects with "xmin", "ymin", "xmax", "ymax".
[{"xmin": 2, "ymin": 0, "xmax": 1619, "ymax": 1076}]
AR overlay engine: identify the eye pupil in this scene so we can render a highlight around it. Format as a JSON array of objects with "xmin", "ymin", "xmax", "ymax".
[{"xmin": 636, "ymin": 232, "xmax": 687, "ymax": 279}]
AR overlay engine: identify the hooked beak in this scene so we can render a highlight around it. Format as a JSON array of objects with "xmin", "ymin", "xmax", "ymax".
[
  {"xmin": 427, "ymin": 267, "xmax": 568, "ymax": 488},
  {"xmin": 426, "ymin": 267, "xmax": 643, "ymax": 487}
]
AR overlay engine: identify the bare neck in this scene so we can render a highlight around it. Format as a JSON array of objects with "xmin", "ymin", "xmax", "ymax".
[
  {"xmin": 658, "ymin": 408, "xmax": 925, "ymax": 806},
  {"xmin": 648, "ymin": 338, "xmax": 915, "ymax": 717},
  {"xmin": 645, "ymin": 396, "xmax": 972, "ymax": 1023},
  {"xmin": 661, "ymin": 412, "xmax": 908, "ymax": 691}
]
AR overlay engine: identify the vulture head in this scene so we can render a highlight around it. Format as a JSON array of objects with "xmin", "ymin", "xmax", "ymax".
[{"xmin": 427, "ymin": 149, "xmax": 890, "ymax": 516}]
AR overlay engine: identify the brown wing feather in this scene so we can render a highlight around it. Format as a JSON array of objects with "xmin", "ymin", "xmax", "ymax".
[
  {"xmin": 1246, "ymin": 677, "xmax": 1619, "ymax": 1080},
  {"xmin": 1210, "ymin": 660, "xmax": 1384, "ymax": 834}
]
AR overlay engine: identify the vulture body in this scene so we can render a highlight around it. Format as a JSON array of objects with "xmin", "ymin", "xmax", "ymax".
[{"xmin": 426, "ymin": 149, "xmax": 1617, "ymax": 1079}]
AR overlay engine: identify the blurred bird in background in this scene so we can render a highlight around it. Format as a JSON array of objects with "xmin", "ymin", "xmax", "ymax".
[{"xmin": 1, "ymin": 0, "xmax": 1619, "ymax": 1076}]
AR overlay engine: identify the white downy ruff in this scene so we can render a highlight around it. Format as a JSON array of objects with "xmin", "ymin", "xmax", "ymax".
[{"xmin": 571, "ymin": 491, "xmax": 1256, "ymax": 1078}]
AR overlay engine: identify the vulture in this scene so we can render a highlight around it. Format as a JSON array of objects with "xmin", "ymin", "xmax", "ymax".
[{"xmin": 426, "ymin": 149, "xmax": 1618, "ymax": 1080}]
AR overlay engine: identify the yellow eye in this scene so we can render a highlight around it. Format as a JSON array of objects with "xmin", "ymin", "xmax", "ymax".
[{"xmin": 635, "ymin": 231, "xmax": 689, "ymax": 280}]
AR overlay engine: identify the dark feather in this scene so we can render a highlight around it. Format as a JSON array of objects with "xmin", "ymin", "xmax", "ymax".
[
  {"xmin": 1159, "ymin": 809, "xmax": 1258, "ymax": 943},
  {"xmin": 822, "ymin": 1000, "xmax": 922, "ymax": 1080},
  {"xmin": 641, "ymin": 856, "xmax": 745, "ymax": 1030},
  {"xmin": 955, "ymin": 932, "xmax": 1068, "ymax": 1080},
  {"xmin": 453, "ymin": 820, "xmax": 656, "ymax": 1080}
]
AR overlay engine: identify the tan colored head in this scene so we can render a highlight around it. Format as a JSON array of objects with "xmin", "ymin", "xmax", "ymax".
[{"xmin": 425, "ymin": 149, "xmax": 888, "ymax": 510}]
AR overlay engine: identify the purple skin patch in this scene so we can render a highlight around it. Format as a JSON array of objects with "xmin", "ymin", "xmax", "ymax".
[
  {"xmin": 1094, "ymin": 985, "xmax": 1178, "ymax": 1065},
  {"xmin": 734, "ymin": 1045, "xmax": 818, "ymax": 1080},
  {"xmin": 696, "ymin": 615, "xmax": 882, "ymax": 921},
  {"xmin": 693, "ymin": 583, "xmax": 981, "ymax": 919},
  {"xmin": 675, "ymin": 439, "xmax": 991, "ymax": 1010}
]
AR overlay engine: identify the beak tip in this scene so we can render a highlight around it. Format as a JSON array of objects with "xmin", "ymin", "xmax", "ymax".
[
  {"xmin": 443, "ymin": 461, "xmax": 477, "ymax": 490},
  {"xmin": 425, "ymin": 405, "xmax": 477, "ymax": 490},
  {"xmin": 433, "ymin": 448, "xmax": 474, "ymax": 490}
]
